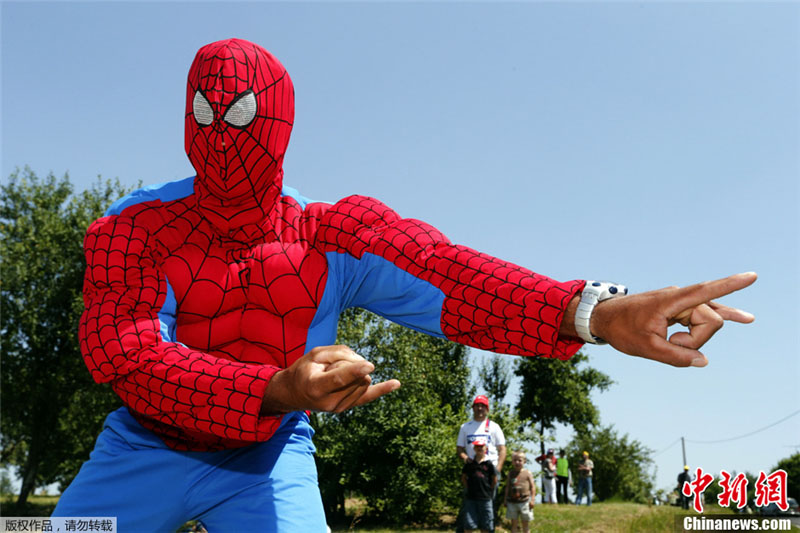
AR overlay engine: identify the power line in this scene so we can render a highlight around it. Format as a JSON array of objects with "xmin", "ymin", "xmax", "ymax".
[
  {"xmin": 653, "ymin": 437, "xmax": 681, "ymax": 458},
  {"xmin": 685, "ymin": 409, "xmax": 800, "ymax": 445}
]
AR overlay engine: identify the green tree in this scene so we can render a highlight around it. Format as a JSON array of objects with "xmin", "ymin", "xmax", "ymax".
[
  {"xmin": 479, "ymin": 356, "xmax": 512, "ymax": 405},
  {"xmin": 0, "ymin": 469, "xmax": 13, "ymax": 496},
  {"xmin": 515, "ymin": 350, "xmax": 613, "ymax": 454},
  {"xmin": 1, "ymin": 168, "xmax": 129, "ymax": 505},
  {"xmin": 568, "ymin": 424, "xmax": 654, "ymax": 503},
  {"xmin": 774, "ymin": 453, "xmax": 800, "ymax": 501},
  {"xmin": 313, "ymin": 308, "xmax": 472, "ymax": 525}
]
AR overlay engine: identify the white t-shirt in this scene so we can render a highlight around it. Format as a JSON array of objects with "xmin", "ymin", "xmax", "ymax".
[{"xmin": 457, "ymin": 418, "xmax": 506, "ymax": 468}]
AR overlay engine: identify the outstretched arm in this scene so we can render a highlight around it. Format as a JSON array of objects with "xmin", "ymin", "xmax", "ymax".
[
  {"xmin": 559, "ymin": 272, "xmax": 757, "ymax": 367},
  {"xmin": 314, "ymin": 196, "xmax": 757, "ymax": 370},
  {"xmin": 315, "ymin": 195, "xmax": 585, "ymax": 360}
]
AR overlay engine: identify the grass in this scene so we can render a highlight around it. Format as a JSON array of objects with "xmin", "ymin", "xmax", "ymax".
[
  {"xmin": 526, "ymin": 502, "xmax": 710, "ymax": 533},
  {"xmin": 1, "ymin": 494, "xmax": 737, "ymax": 533},
  {"xmin": 0, "ymin": 494, "xmax": 59, "ymax": 517},
  {"xmin": 330, "ymin": 502, "xmax": 736, "ymax": 532}
]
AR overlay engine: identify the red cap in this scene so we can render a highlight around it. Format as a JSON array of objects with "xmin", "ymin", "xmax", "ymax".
[
  {"xmin": 473, "ymin": 395, "xmax": 489, "ymax": 409},
  {"xmin": 472, "ymin": 437, "xmax": 487, "ymax": 447}
]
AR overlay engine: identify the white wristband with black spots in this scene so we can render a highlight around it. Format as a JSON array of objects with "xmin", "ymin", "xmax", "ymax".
[{"xmin": 575, "ymin": 280, "xmax": 628, "ymax": 344}]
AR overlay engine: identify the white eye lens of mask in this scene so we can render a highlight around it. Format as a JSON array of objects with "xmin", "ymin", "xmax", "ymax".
[
  {"xmin": 224, "ymin": 91, "xmax": 257, "ymax": 128},
  {"xmin": 193, "ymin": 91, "xmax": 214, "ymax": 126}
]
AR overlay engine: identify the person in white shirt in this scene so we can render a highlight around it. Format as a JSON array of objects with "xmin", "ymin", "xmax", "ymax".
[
  {"xmin": 457, "ymin": 395, "xmax": 507, "ymax": 470},
  {"xmin": 456, "ymin": 395, "xmax": 506, "ymax": 532}
]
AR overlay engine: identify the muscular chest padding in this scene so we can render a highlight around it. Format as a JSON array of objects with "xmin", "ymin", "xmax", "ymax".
[{"xmin": 160, "ymin": 225, "xmax": 327, "ymax": 365}]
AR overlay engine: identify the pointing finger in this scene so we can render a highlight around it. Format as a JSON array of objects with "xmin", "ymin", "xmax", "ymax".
[
  {"xmin": 708, "ymin": 301, "xmax": 755, "ymax": 323},
  {"xmin": 351, "ymin": 379, "xmax": 402, "ymax": 408},
  {"xmin": 667, "ymin": 272, "xmax": 757, "ymax": 316}
]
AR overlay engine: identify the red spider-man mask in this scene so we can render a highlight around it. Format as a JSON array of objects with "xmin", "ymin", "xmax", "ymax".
[{"xmin": 185, "ymin": 39, "xmax": 294, "ymax": 232}]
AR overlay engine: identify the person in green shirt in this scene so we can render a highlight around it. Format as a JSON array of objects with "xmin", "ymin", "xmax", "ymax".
[{"xmin": 556, "ymin": 449, "xmax": 571, "ymax": 504}]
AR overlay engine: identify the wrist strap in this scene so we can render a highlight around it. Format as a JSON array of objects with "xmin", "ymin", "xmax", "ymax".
[{"xmin": 575, "ymin": 280, "xmax": 627, "ymax": 344}]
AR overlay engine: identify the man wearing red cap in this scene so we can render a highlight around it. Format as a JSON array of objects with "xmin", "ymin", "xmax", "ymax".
[
  {"xmin": 457, "ymin": 396, "xmax": 507, "ymax": 470},
  {"xmin": 457, "ymin": 395, "xmax": 506, "ymax": 532}
]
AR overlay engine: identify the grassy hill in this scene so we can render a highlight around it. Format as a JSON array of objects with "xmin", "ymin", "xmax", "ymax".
[
  {"xmin": 332, "ymin": 502, "xmax": 737, "ymax": 533},
  {"xmin": 3, "ymin": 496, "xmax": 740, "ymax": 533}
]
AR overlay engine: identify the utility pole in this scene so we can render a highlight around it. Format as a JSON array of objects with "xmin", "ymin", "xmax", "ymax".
[{"xmin": 681, "ymin": 436, "xmax": 687, "ymax": 467}]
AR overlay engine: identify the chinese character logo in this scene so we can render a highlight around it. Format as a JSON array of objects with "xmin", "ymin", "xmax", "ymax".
[
  {"xmin": 682, "ymin": 467, "xmax": 714, "ymax": 513},
  {"xmin": 717, "ymin": 470, "xmax": 749, "ymax": 509},
  {"xmin": 754, "ymin": 469, "xmax": 788, "ymax": 511}
]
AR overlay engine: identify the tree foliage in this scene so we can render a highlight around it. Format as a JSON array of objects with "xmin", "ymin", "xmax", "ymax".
[
  {"xmin": 515, "ymin": 348, "xmax": 613, "ymax": 486},
  {"xmin": 0, "ymin": 168, "xmax": 129, "ymax": 504},
  {"xmin": 567, "ymin": 424, "xmax": 655, "ymax": 503},
  {"xmin": 774, "ymin": 453, "xmax": 800, "ymax": 501},
  {"xmin": 313, "ymin": 308, "xmax": 472, "ymax": 525},
  {"xmin": 478, "ymin": 356, "xmax": 512, "ymax": 405},
  {"xmin": 515, "ymin": 350, "xmax": 613, "ymax": 436}
]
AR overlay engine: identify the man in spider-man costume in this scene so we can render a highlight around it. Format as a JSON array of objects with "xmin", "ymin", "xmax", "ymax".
[{"xmin": 54, "ymin": 39, "xmax": 756, "ymax": 531}]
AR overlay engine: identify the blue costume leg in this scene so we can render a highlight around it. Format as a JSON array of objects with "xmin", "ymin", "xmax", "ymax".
[
  {"xmin": 188, "ymin": 412, "xmax": 327, "ymax": 533},
  {"xmin": 56, "ymin": 410, "xmax": 325, "ymax": 532},
  {"xmin": 53, "ymin": 408, "xmax": 190, "ymax": 532}
]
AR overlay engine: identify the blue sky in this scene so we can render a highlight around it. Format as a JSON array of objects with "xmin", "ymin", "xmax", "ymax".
[{"xmin": 2, "ymin": 2, "xmax": 798, "ymax": 497}]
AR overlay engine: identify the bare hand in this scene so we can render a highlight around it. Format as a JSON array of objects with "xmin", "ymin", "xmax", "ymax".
[
  {"xmin": 261, "ymin": 345, "xmax": 401, "ymax": 414},
  {"xmin": 591, "ymin": 272, "xmax": 757, "ymax": 367}
]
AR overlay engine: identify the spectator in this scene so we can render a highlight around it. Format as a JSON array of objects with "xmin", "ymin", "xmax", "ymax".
[
  {"xmin": 575, "ymin": 451, "xmax": 594, "ymax": 506},
  {"xmin": 556, "ymin": 449, "xmax": 571, "ymax": 504},
  {"xmin": 504, "ymin": 450, "xmax": 536, "ymax": 533},
  {"xmin": 677, "ymin": 465, "xmax": 693, "ymax": 510},
  {"xmin": 457, "ymin": 395, "xmax": 506, "ymax": 531},
  {"xmin": 457, "ymin": 396, "xmax": 507, "ymax": 471},
  {"xmin": 461, "ymin": 438, "xmax": 497, "ymax": 533},
  {"xmin": 535, "ymin": 448, "xmax": 557, "ymax": 504}
]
